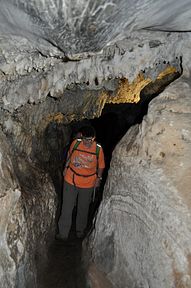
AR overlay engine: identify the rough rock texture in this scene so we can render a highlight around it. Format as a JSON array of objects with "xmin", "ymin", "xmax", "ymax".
[
  {"xmin": 0, "ymin": 0, "xmax": 189, "ymax": 112},
  {"xmin": 87, "ymin": 76, "xmax": 191, "ymax": 287},
  {"xmin": 0, "ymin": 1, "xmax": 191, "ymax": 287},
  {"xmin": 87, "ymin": 262, "xmax": 113, "ymax": 288},
  {"xmin": 0, "ymin": 126, "xmax": 57, "ymax": 288},
  {"xmin": 0, "ymin": 31, "xmax": 183, "ymax": 113},
  {"xmin": 1, "ymin": 0, "xmax": 191, "ymax": 56},
  {"xmin": 0, "ymin": 129, "xmax": 20, "ymax": 288}
]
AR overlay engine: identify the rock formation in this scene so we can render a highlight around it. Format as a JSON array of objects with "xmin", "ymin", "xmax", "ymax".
[
  {"xmin": 0, "ymin": 1, "xmax": 191, "ymax": 287},
  {"xmin": 87, "ymin": 77, "xmax": 191, "ymax": 287}
]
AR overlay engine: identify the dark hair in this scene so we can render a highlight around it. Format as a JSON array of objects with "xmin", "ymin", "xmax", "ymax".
[
  {"xmin": 81, "ymin": 126, "xmax": 96, "ymax": 138},
  {"xmin": 71, "ymin": 129, "xmax": 82, "ymax": 140}
]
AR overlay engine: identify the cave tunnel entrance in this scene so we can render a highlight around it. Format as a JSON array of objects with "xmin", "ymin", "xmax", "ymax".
[{"xmin": 39, "ymin": 70, "xmax": 181, "ymax": 288}]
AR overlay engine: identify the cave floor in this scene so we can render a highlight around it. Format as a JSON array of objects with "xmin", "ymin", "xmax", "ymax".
[
  {"xmin": 38, "ymin": 187, "xmax": 100, "ymax": 288},
  {"xmin": 38, "ymin": 236, "xmax": 88, "ymax": 288},
  {"xmin": 38, "ymin": 204, "xmax": 92, "ymax": 288}
]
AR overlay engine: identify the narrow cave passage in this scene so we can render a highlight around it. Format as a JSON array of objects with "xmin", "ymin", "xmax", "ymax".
[
  {"xmin": 39, "ymin": 71, "xmax": 181, "ymax": 288},
  {"xmin": 38, "ymin": 102, "xmax": 156, "ymax": 288}
]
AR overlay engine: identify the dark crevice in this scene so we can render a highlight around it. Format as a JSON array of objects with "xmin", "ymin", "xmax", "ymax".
[
  {"xmin": 46, "ymin": 92, "xmax": 59, "ymax": 100},
  {"xmin": 90, "ymin": 67, "xmax": 182, "ymax": 201},
  {"xmin": 94, "ymin": 77, "xmax": 99, "ymax": 86}
]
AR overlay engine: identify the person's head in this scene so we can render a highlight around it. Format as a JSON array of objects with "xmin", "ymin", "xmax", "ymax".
[
  {"xmin": 81, "ymin": 126, "xmax": 96, "ymax": 146},
  {"xmin": 72, "ymin": 130, "xmax": 82, "ymax": 140}
]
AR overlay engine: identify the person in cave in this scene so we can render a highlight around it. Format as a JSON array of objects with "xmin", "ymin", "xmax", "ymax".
[{"xmin": 56, "ymin": 125, "xmax": 105, "ymax": 241}]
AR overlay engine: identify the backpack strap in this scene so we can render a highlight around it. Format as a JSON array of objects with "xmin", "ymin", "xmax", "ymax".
[
  {"xmin": 72, "ymin": 139, "xmax": 82, "ymax": 151},
  {"xmin": 95, "ymin": 143, "xmax": 101, "ymax": 172},
  {"xmin": 96, "ymin": 143, "xmax": 101, "ymax": 159},
  {"xmin": 65, "ymin": 139, "xmax": 81, "ymax": 168}
]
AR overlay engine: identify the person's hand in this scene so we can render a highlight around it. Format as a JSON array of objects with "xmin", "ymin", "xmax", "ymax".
[{"xmin": 95, "ymin": 177, "xmax": 101, "ymax": 188}]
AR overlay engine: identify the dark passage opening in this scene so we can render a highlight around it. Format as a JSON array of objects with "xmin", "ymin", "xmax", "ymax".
[
  {"xmin": 90, "ymin": 68, "xmax": 181, "ymax": 194},
  {"xmin": 39, "ymin": 69, "xmax": 181, "ymax": 288}
]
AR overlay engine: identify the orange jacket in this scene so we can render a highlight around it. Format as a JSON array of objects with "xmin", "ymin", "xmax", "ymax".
[{"xmin": 64, "ymin": 139, "xmax": 105, "ymax": 188}]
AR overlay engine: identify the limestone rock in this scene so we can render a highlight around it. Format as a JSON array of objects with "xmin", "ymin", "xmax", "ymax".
[
  {"xmin": 87, "ymin": 77, "xmax": 191, "ymax": 287},
  {"xmin": 1, "ymin": 0, "xmax": 191, "ymax": 56},
  {"xmin": 87, "ymin": 262, "xmax": 113, "ymax": 288},
  {"xmin": 0, "ymin": 0, "xmax": 190, "ymax": 113},
  {"xmin": 0, "ymin": 1, "xmax": 191, "ymax": 287},
  {"xmin": 0, "ymin": 128, "xmax": 57, "ymax": 288}
]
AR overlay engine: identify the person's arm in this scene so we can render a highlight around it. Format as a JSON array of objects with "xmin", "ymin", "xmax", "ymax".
[
  {"xmin": 97, "ymin": 168, "xmax": 104, "ymax": 180},
  {"xmin": 94, "ymin": 146, "xmax": 105, "ymax": 187},
  {"xmin": 94, "ymin": 168, "xmax": 104, "ymax": 187}
]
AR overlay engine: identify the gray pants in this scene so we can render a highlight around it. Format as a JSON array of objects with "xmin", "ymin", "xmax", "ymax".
[{"xmin": 58, "ymin": 181, "xmax": 93, "ymax": 238}]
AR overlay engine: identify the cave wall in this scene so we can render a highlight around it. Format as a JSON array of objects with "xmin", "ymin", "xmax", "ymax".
[
  {"xmin": 0, "ymin": 33, "xmax": 190, "ymax": 288},
  {"xmin": 0, "ymin": 82, "xmax": 114, "ymax": 287},
  {"xmin": 0, "ymin": 124, "xmax": 57, "ymax": 288},
  {"xmin": 87, "ymin": 76, "xmax": 191, "ymax": 287},
  {"xmin": 0, "ymin": 31, "xmax": 183, "ymax": 113},
  {"xmin": 0, "ymin": 37, "xmax": 189, "ymax": 288},
  {"xmin": 1, "ymin": 0, "xmax": 191, "ymax": 56},
  {"xmin": 1, "ymin": 1, "xmax": 191, "ymax": 287}
]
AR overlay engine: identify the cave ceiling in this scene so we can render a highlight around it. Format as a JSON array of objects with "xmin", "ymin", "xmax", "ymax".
[
  {"xmin": 0, "ymin": 0, "xmax": 191, "ymax": 120},
  {"xmin": 1, "ymin": 0, "xmax": 191, "ymax": 56}
]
